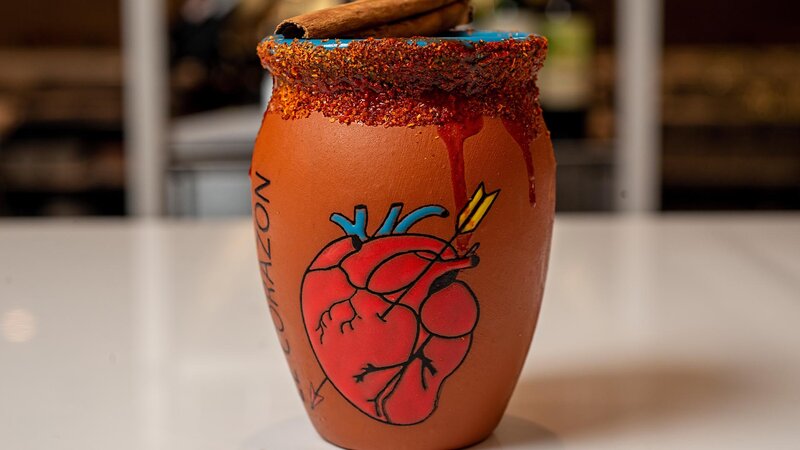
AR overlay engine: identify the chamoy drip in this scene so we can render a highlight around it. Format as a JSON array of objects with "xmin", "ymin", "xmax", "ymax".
[
  {"xmin": 502, "ymin": 119, "xmax": 537, "ymax": 206},
  {"xmin": 437, "ymin": 116, "xmax": 484, "ymax": 251},
  {"xmin": 437, "ymin": 117, "xmax": 484, "ymax": 213}
]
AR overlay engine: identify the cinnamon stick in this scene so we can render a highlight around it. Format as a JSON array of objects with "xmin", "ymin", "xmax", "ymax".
[
  {"xmin": 351, "ymin": 1, "xmax": 472, "ymax": 38},
  {"xmin": 276, "ymin": 0, "xmax": 472, "ymax": 39}
]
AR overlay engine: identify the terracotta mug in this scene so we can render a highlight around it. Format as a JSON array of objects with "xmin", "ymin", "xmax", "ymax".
[{"xmin": 251, "ymin": 32, "xmax": 554, "ymax": 449}]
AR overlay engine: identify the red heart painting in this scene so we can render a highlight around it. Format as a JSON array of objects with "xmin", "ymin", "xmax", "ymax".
[{"xmin": 301, "ymin": 185, "xmax": 499, "ymax": 425}]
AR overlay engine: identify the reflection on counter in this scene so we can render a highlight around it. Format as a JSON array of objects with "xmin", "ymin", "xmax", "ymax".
[{"xmin": 2, "ymin": 308, "xmax": 38, "ymax": 344}]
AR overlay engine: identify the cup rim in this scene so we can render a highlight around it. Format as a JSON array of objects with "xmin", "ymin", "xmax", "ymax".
[{"xmin": 267, "ymin": 30, "xmax": 533, "ymax": 49}]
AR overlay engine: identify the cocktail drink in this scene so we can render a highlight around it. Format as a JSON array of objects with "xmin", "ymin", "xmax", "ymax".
[{"xmin": 251, "ymin": 31, "xmax": 554, "ymax": 449}]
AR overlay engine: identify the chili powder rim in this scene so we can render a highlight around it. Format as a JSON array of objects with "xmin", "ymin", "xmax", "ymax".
[{"xmin": 258, "ymin": 30, "xmax": 549, "ymax": 130}]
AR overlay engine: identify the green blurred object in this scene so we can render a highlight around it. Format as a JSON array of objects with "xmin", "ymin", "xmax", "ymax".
[{"xmin": 537, "ymin": 0, "xmax": 594, "ymax": 112}]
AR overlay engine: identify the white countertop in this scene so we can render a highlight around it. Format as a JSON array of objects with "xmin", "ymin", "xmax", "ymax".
[{"xmin": 2, "ymin": 215, "xmax": 799, "ymax": 449}]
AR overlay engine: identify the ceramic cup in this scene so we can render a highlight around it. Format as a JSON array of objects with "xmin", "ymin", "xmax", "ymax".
[{"xmin": 251, "ymin": 31, "xmax": 555, "ymax": 449}]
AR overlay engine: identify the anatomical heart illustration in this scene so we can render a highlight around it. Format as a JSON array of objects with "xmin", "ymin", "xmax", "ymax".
[{"xmin": 301, "ymin": 184, "xmax": 499, "ymax": 425}]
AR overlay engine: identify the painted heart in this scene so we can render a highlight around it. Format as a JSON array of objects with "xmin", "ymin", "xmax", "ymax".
[{"xmin": 301, "ymin": 186, "xmax": 498, "ymax": 425}]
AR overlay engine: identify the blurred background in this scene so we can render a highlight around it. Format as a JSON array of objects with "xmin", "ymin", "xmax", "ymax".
[{"xmin": 0, "ymin": 0, "xmax": 798, "ymax": 217}]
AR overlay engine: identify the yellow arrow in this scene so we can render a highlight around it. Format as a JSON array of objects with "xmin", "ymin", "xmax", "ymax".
[{"xmin": 457, "ymin": 183, "xmax": 499, "ymax": 235}]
